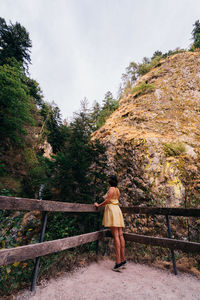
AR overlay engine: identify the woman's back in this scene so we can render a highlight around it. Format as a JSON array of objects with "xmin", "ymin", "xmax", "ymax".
[
  {"xmin": 108, "ymin": 187, "xmax": 120, "ymax": 201},
  {"xmin": 106, "ymin": 186, "xmax": 120, "ymax": 204}
]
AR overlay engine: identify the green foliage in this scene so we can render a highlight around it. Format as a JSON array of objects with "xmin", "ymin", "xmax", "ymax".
[
  {"xmin": 0, "ymin": 19, "xmax": 109, "ymax": 297},
  {"xmin": 0, "ymin": 17, "xmax": 32, "ymax": 71},
  {"xmin": 151, "ymin": 50, "xmax": 163, "ymax": 59},
  {"xmin": 0, "ymin": 160, "xmax": 8, "ymax": 176},
  {"xmin": 0, "ymin": 259, "xmax": 35, "ymax": 295},
  {"xmin": 192, "ymin": 20, "xmax": 200, "ymax": 49},
  {"xmin": 164, "ymin": 142, "xmax": 186, "ymax": 157},
  {"xmin": 21, "ymin": 154, "xmax": 53, "ymax": 198},
  {"xmin": 137, "ymin": 55, "xmax": 162, "ymax": 76},
  {"xmin": 0, "ymin": 60, "xmax": 35, "ymax": 148},
  {"xmin": 131, "ymin": 81, "xmax": 154, "ymax": 96},
  {"xmin": 40, "ymin": 102, "xmax": 70, "ymax": 153},
  {"xmin": 121, "ymin": 52, "xmax": 162, "ymax": 87},
  {"xmin": 121, "ymin": 61, "xmax": 138, "ymax": 87},
  {"xmin": 25, "ymin": 78, "xmax": 44, "ymax": 107},
  {"xmin": 0, "ymin": 102, "xmax": 108, "ymax": 295},
  {"xmin": 161, "ymin": 48, "xmax": 185, "ymax": 58},
  {"xmin": 0, "ymin": 209, "xmax": 38, "ymax": 296},
  {"xmin": 120, "ymin": 48, "xmax": 184, "ymax": 98},
  {"xmin": 91, "ymin": 91, "xmax": 119, "ymax": 130},
  {"xmin": 51, "ymin": 104, "xmax": 108, "ymax": 204}
]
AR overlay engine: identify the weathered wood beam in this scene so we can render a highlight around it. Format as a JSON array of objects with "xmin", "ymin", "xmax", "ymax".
[
  {"xmin": 0, "ymin": 230, "xmax": 108, "ymax": 266},
  {"xmin": 0, "ymin": 196, "xmax": 103, "ymax": 212},
  {"xmin": 123, "ymin": 233, "xmax": 200, "ymax": 253},
  {"xmin": 1, "ymin": 196, "xmax": 200, "ymax": 216},
  {"xmin": 121, "ymin": 206, "xmax": 200, "ymax": 217}
]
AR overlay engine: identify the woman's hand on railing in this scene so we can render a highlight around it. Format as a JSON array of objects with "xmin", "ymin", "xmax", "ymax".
[{"xmin": 94, "ymin": 202, "xmax": 99, "ymax": 208}]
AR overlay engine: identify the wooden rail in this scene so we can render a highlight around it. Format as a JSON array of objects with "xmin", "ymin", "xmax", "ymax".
[
  {"xmin": 104, "ymin": 231, "xmax": 200, "ymax": 253},
  {"xmin": 121, "ymin": 206, "xmax": 200, "ymax": 217},
  {"xmin": 0, "ymin": 190, "xmax": 199, "ymax": 296},
  {"xmin": 0, "ymin": 230, "xmax": 108, "ymax": 266},
  {"xmin": 0, "ymin": 196, "xmax": 102, "ymax": 212},
  {"xmin": 1, "ymin": 230, "xmax": 199, "ymax": 267},
  {"xmin": 1, "ymin": 196, "xmax": 200, "ymax": 216},
  {"xmin": 1, "ymin": 196, "xmax": 200, "ymax": 270},
  {"xmin": 123, "ymin": 233, "xmax": 200, "ymax": 253}
]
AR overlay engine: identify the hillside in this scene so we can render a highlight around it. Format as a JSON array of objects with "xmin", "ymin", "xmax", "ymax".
[{"xmin": 92, "ymin": 51, "xmax": 200, "ymax": 208}]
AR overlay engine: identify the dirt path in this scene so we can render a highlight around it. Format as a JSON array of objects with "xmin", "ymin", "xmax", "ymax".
[{"xmin": 16, "ymin": 259, "xmax": 200, "ymax": 300}]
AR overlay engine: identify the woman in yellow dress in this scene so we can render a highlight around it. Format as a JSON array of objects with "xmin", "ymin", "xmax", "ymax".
[{"xmin": 94, "ymin": 175, "xmax": 126, "ymax": 271}]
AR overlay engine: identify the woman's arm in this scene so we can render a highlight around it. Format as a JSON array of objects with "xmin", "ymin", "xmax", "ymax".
[
  {"xmin": 94, "ymin": 198, "xmax": 109, "ymax": 208},
  {"xmin": 94, "ymin": 187, "xmax": 114, "ymax": 207}
]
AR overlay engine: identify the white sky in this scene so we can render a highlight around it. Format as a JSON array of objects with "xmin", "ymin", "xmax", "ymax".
[{"xmin": 1, "ymin": 0, "xmax": 200, "ymax": 120}]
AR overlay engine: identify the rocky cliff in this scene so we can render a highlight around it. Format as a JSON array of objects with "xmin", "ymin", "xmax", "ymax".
[{"xmin": 92, "ymin": 52, "xmax": 200, "ymax": 208}]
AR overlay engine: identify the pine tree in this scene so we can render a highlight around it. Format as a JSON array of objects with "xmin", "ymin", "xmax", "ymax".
[
  {"xmin": 0, "ymin": 60, "xmax": 34, "ymax": 148},
  {"xmin": 192, "ymin": 20, "xmax": 200, "ymax": 49},
  {"xmin": 94, "ymin": 92, "xmax": 119, "ymax": 129},
  {"xmin": 51, "ymin": 102, "xmax": 108, "ymax": 204},
  {"xmin": 0, "ymin": 17, "xmax": 32, "ymax": 71}
]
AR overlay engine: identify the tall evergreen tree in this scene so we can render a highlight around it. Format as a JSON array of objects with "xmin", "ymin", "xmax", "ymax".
[
  {"xmin": 0, "ymin": 60, "xmax": 34, "ymax": 149},
  {"xmin": 51, "ymin": 102, "xmax": 108, "ymax": 204},
  {"xmin": 40, "ymin": 102, "xmax": 69, "ymax": 153},
  {"xmin": 93, "ymin": 92, "xmax": 119, "ymax": 129},
  {"xmin": 0, "ymin": 17, "xmax": 32, "ymax": 71},
  {"xmin": 192, "ymin": 20, "xmax": 200, "ymax": 49}
]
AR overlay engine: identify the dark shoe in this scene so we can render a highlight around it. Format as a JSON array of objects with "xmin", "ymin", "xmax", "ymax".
[
  {"xmin": 112, "ymin": 262, "xmax": 123, "ymax": 272},
  {"xmin": 121, "ymin": 260, "xmax": 127, "ymax": 269}
]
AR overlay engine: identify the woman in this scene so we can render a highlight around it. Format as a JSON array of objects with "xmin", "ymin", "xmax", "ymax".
[{"xmin": 94, "ymin": 175, "xmax": 126, "ymax": 271}]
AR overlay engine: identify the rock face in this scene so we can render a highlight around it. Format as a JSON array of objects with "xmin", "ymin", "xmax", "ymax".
[
  {"xmin": 92, "ymin": 52, "xmax": 200, "ymax": 208},
  {"xmin": 39, "ymin": 139, "xmax": 54, "ymax": 159}
]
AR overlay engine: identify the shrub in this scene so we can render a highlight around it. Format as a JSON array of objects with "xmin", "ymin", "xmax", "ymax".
[
  {"xmin": 164, "ymin": 142, "xmax": 186, "ymax": 156},
  {"xmin": 131, "ymin": 81, "xmax": 154, "ymax": 97},
  {"xmin": 137, "ymin": 56, "xmax": 162, "ymax": 76}
]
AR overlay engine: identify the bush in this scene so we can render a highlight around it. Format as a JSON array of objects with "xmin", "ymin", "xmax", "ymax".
[
  {"xmin": 131, "ymin": 81, "xmax": 154, "ymax": 97},
  {"xmin": 164, "ymin": 142, "xmax": 186, "ymax": 156},
  {"xmin": 137, "ymin": 56, "xmax": 162, "ymax": 76}
]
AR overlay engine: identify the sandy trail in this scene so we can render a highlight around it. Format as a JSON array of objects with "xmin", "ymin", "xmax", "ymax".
[{"xmin": 16, "ymin": 259, "xmax": 200, "ymax": 300}]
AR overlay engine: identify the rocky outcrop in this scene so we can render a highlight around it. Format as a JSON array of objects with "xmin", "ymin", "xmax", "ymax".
[
  {"xmin": 92, "ymin": 52, "xmax": 200, "ymax": 208},
  {"xmin": 38, "ymin": 139, "xmax": 54, "ymax": 159}
]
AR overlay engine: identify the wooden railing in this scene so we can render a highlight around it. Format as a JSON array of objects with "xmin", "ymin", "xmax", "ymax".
[
  {"xmin": 0, "ymin": 196, "xmax": 200, "ymax": 289},
  {"xmin": 0, "ymin": 196, "xmax": 106, "ymax": 264},
  {"xmin": 121, "ymin": 206, "xmax": 200, "ymax": 253}
]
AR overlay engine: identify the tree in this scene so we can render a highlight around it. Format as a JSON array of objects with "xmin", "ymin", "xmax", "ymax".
[
  {"xmin": 0, "ymin": 60, "xmax": 34, "ymax": 149},
  {"xmin": 25, "ymin": 78, "xmax": 44, "ymax": 107},
  {"xmin": 90, "ymin": 101, "xmax": 101, "ymax": 130},
  {"xmin": 93, "ymin": 92, "xmax": 119, "ymax": 129},
  {"xmin": 50, "ymin": 102, "xmax": 108, "ymax": 204},
  {"xmin": 40, "ymin": 102, "xmax": 69, "ymax": 153},
  {"xmin": 0, "ymin": 17, "xmax": 32, "ymax": 71},
  {"xmin": 151, "ymin": 50, "xmax": 163, "ymax": 59},
  {"xmin": 122, "ymin": 61, "xmax": 138, "ymax": 87},
  {"xmin": 192, "ymin": 20, "xmax": 200, "ymax": 49},
  {"xmin": 120, "ymin": 50, "xmax": 165, "ymax": 98}
]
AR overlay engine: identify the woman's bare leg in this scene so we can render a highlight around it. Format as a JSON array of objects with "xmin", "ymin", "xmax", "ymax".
[
  {"xmin": 118, "ymin": 227, "xmax": 125, "ymax": 262},
  {"xmin": 110, "ymin": 227, "xmax": 121, "ymax": 264}
]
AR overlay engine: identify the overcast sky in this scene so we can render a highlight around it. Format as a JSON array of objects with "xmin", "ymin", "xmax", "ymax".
[{"xmin": 1, "ymin": 0, "xmax": 200, "ymax": 120}]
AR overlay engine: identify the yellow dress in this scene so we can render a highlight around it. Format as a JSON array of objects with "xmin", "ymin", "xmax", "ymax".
[{"xmin": 102, "ymin": 198, "xmax": 125, "ymax": 228}]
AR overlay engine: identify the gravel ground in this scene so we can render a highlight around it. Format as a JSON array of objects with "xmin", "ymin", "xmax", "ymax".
[{"xmin": 15, "ymin": 259, "xmax": 200, "ymax": 300}]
